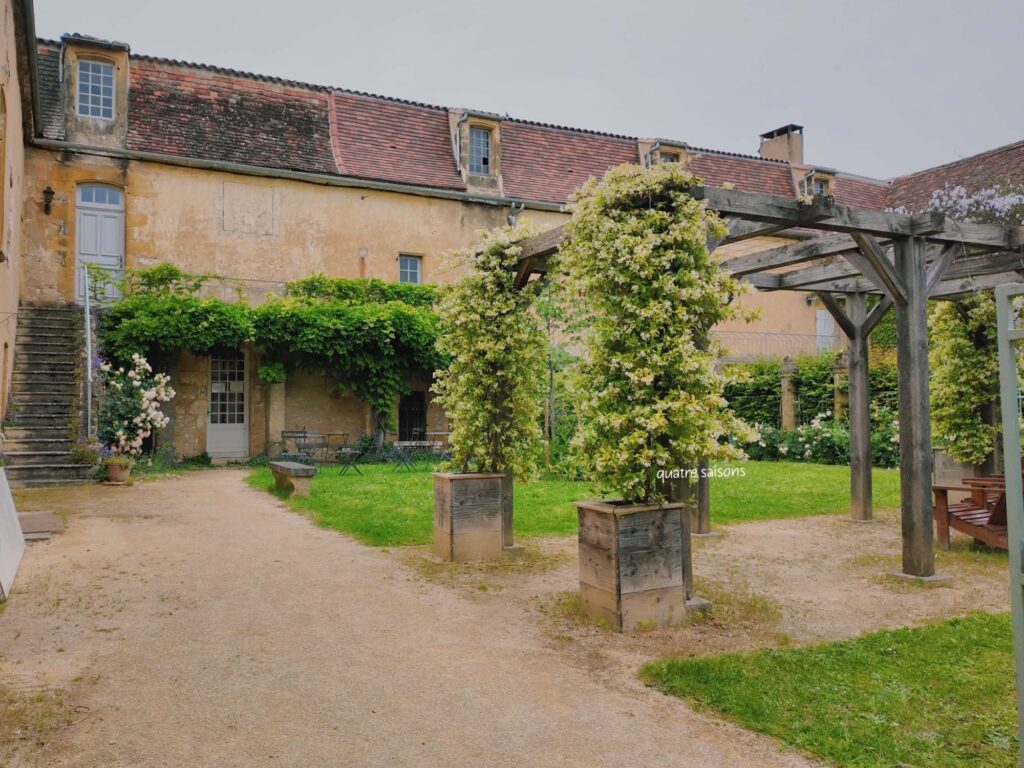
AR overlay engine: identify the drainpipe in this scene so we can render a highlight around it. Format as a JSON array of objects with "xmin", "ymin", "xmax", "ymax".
[
  {"xmin": 646, "ymin": 141, "xmax": 662, "ymax": 168},
  {"xmin": 507, "ymin": 202, "xmax": 525, "ymax": 226},
  {"xmin": 453, "ymin": 112, "xmax": 469, "ymax": 173}
]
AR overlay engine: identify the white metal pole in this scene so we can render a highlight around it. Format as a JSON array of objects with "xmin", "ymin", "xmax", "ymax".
[
  {"xmin": 994, "ymin": 281, "xmax": 1024, "ymax": 767},
  {"xmin": 83, "ymin": 265, "xmax": 93, "ymax": 438}
]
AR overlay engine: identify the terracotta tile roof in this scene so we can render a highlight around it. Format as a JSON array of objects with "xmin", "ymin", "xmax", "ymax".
[
  {"xmin": 35, "ymin": 45, "xmax": 65, "ymax": 140},
  {"xmin": 127, "ymin": 58, "xmax": 336, "ymax": 175},
  {"xmin": 35, "ymin": 37, "xmax": 1024, "ymax": 215},
  {"xmin": 833, "ymin": 174, "xmax": 892, "ymax": 209},
  {"xmin": 889, "ymin": 139, "xmax": 1024, "ymax": 212},
  {"xmin": 501, "ymin": 121, "xmax": 637, "ymax": 203},
  {"xmin": 687, "ymin": 150, "xmax": 794, "ymax": 197},
  {"xmin": 330, "ymin": 92, "xmax": 465, "ymax": 191}
]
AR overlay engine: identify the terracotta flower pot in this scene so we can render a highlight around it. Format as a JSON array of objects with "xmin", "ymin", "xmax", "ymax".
[{"xmin": 104, "ymin": 460, "xmax": 132, "ymax": 484}]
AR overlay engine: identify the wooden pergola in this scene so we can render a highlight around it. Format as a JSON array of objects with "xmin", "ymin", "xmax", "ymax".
[{"xmin": 514, "ymin": 187, "xmax": 1024, "ymax": 578}]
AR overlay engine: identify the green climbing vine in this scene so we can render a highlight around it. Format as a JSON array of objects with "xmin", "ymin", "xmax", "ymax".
[{"xmin": 98, "ymin": 264, "xmax": 443, "ymax": 417}]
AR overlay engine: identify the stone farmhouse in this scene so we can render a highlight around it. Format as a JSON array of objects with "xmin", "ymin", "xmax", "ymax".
[{"xmin": 2, "ymin": 0, "xmax": 1024, "ymax": 474}]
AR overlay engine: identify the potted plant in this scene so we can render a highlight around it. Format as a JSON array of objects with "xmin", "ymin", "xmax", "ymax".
[
  {"xmin": 557, "ymin": 164, "xmax": 756, "ymax": 630},
  {"xmin": 97, "ymin": 353, "xmax": 175, "ymax": 484},
  {"xmin": 102, "ymin": 453, "xmax": 133, "ymax": 484},
  {"xmin": 431, "ymin": 224, "xmax": 546, "ymax": 561}
]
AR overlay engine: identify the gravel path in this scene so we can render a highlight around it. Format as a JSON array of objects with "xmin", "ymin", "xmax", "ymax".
[{"xmin": 2, "ymin": 470, "xmax": 818, "ymax": 768}]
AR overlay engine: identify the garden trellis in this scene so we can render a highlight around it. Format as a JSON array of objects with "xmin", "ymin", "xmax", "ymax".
[{"xmin": 514, "ymin": 184, "xmax": 1024, "ymax": 579}]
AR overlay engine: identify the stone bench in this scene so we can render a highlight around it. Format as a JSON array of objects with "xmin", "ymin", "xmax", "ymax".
[{"xmin": 269, "ymin": 460, "xmax": 317, "ymax": 498}]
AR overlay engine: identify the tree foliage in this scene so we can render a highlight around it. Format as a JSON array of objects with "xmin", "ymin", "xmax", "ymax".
[
  {"xmin": 924, "ymin": 182, "xmax": 1024, "ymax": 464},
  {"xmin": 431, "ymin": 225, "xmax": 546, "ymax": 478},
  {"xmin": 557, "ymin": 164, "xmax": 755, "ymax": 503},
  {"xmin": 98, "ymin": 264, "xmax": 443, "ymax": 417}
]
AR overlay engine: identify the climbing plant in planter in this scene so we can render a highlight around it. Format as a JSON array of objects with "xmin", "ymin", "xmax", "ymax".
[
  {"xmin": 431, "ymin": 224, "xmax": 546, "ymax": 560},
  {"xmin": 556, "ymin": 163, "xmax": 755, "ymax": 629}
]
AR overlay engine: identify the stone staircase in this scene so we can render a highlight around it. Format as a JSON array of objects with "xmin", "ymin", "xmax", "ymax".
[{"xmin": 2, "ymin": 306, "xmax": 96, "ymax": 487}]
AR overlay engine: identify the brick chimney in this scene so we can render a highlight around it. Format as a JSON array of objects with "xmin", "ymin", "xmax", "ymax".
[{"xmin": 758, "ymin": 124, "xmax": 804, "ymax": 164}]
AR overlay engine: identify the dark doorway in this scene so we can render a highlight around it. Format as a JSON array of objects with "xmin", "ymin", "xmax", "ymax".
[{"xmin": 399, "ymin": 391, "xmax": 426, "ymax": 440}]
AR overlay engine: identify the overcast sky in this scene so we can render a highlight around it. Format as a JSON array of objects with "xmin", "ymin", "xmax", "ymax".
[{"xmin": 33, "ymin": 0, "xmax": 1023, "ymax": 180}]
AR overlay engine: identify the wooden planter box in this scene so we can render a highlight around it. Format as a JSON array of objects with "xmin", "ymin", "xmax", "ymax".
[
  {"xmin": 433, "ymin": 472, "xmax": 504, "ymax": 561},
  {"xmin": 577, "ymin": 499, "xmax": 688, "ymax": 631}
]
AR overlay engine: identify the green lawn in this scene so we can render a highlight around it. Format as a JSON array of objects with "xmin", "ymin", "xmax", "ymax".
[
  {"xmin": 246, "ymin": 460, "xmax": 900, "ymax": 547},
  {"xmin": 641, "ymin": 613, "xmax": 1017, "ymax": 768}
]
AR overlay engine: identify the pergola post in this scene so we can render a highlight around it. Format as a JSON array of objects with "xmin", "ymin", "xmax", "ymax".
[
  {"xmin": 816, "ymin": 291, "xmax": 874, "ymax": 522},
  {"xmin": 894, "ymin": 236, "xmax": 936, "ymax": 577},
  {"xmin": 845, "ymin": 293, "xmax": 873, "ymax": 521}
]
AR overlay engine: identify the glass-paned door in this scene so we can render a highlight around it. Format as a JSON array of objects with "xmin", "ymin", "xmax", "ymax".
[
  {"xmin": 399, "ymin": 391, "xmax": 426, "ymax": 441},
  {"xmin": 206, "ymin": 350, "xmax": 248, "ymax": 458}
]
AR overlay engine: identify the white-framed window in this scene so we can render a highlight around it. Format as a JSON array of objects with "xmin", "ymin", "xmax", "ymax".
[
  {"xmin": 469, "ymin": 127, "xmax": 491, "ymax": 175},
  {"xmin": 399, "ymin": 254, "xmax": 422, "ymax": 285},
  {"xmin": 77, "ymin": 59, "xmax": 115, "ymax": 119},
  {"xmin": 661, "ymin": 151, "xmax": 680, "ymax": 164},
  {"xmin": 78, "ymin": 184, "xmax": 122, "ymax": 207}
]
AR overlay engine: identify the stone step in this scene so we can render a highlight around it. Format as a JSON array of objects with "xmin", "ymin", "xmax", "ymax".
[
  {"xmin": 15, "ymin": 339, "xmax": 78, "ymax": 352},
  {"xmin": 2, "ymin": 426, "xmax": 71, "ymax": 440},
  {"xmin": 4, "ymin": 413, "xmax": 73, "ymax": 428},
  {"xmin": 17, "ymin": 319, "xmax": 79, "ymax": 332},
  {"xmin": 9, "ymin": 389, "xmax": 77, "ymax": 403},
  {"xmin": 15, "ymin": 349, "xmax": 77, "ymax": 361},
  {"xmin": 6, "ymin": 477, "xmax": 95, "ymax": 489},
  {"xmin": 3, "ymin": 451, "xmax": 74, "ymax": 466},
  {"xmin": 3, "ymin": 463, "xmax": 97, "ymax": 482},
  {"xmin": 10, "ymin": 402, "xmax": 75, "ymax": 416},
  {"xmin": 11, "ymin": 371, "xmax": 77, "ymax": 383},
  {"xmin": 0, "ymin": 438, "xmax": 71, "ymax": 452},
  {"xmin": 18, "ymin": 306, "xmax": 79, "ymax": 316},
  {"xmin": 13, "ymin": 362, "xmax": 78, "ymax": 375}
]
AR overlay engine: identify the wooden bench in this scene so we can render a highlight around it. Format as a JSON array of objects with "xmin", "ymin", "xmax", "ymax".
[
  {"xmin": 932, "ymin": 482, "xmax": 1008, "ymax": 551},
  {"xmin": 269, "ymin": 460, "xmax": 317, "ymax": 498}
]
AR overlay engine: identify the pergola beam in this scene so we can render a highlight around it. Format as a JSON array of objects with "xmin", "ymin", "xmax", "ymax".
[
  {"xmin": 848, "ymin": 233, "xmax": 908, "ymax": 305},
  {"xmin": 687, "ymin": 187, "xmax": 910, "ymax": 237},
  {"xmin": 720, "ymin": 234, "xmax": 859, "ymax": 276}
]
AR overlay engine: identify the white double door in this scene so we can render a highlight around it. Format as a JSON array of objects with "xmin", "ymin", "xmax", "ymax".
[
  {"xmin": 206, "ymin": 350, "xmax": 249, "ymax": 458},
  {"xmin": 75, "ymin": 184, "xmax": 124, "ymax": 303}
]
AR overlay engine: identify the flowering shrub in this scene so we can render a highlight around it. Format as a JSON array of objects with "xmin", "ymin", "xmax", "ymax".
[
  {"xmin": 98, "ymin": 354, "xmax": 175, "ymax": 458},
  {"xmin": 743, "ymin": 410, "xmax": 899, "ymax": 468},
  {"xmin": 870, "ymin": 403, "xmax": 900, "ymax": 469},
  {"xmin": 557, "ymin": 164, "xmax": 755, "ymax": 503},
  {"xmin": 432, "ymin": 224, "xmax": 546, "ymax": 478},
  {"xmin": 924, "ymin": 182, "xmax": 1024, "ymax": 465}
]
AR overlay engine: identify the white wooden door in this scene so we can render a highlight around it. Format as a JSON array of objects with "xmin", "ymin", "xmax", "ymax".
[
  {"xmin": 816, "ymin": 309, "xmax": 835, "ymax": 353},
  {"xmin": 206, "ymin": 350, "xmax": 249, "ymax": 458},
  {"xmin": 75, "ymin": 184, "xmax": 124, "ymax": 303}
]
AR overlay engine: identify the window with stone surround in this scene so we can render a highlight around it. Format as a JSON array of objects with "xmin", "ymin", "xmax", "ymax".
[
  {"xmin": 77, "ymin": 59, "xmax": 115, "ymax": 119},
  {"xmin": 399, "ymin": 254, "xmax": 422, "ymax": 284},
  {"xmin": 469, "ymin": 126, "xmax": 491, "ymax": 175}
]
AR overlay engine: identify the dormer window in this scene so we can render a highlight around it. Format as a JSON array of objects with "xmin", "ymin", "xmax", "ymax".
[
  {"xmin": 469, "ymin": 126, "xmax": 491, "ymax": 175},
  {"xmin": 77, "ymin": 59, "xmax": 115, "ymax": 119},
  {"xmin": 801, "ymin": 170, "xmax": 834, "ymax": 197},
  {"xmin": 661, "ymin": 151, "xmax": 680, "ymax": 164}
]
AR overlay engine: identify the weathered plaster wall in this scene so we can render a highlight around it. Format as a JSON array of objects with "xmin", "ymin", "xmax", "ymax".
[
  {"xmin": 20, "ymin": 146, "xmax": 823, "ymax": 454},
  {"xmin": 283, "ymin": 373, "xmax": 369, "ymax": 440},
  {"xmin": 21, "ymin": 148, "xmax": 820, "ymax": 336},
  {"xmin": 21, "ymin": 148, "xmax": 127, "ymax": 304},
  {"xmin": 0, "ymin": 0, "xmax": 27, "ymax": 420}
]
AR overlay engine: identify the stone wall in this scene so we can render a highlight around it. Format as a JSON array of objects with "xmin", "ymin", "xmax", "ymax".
[{"xmin": 0, "ymin": 0, "xmax": 28, "ymax": 421}]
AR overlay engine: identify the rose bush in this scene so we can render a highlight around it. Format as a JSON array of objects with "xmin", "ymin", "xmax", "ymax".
[{"xmin": 98, "ymin": 353, "xmax": 175, "ymax": 457}]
